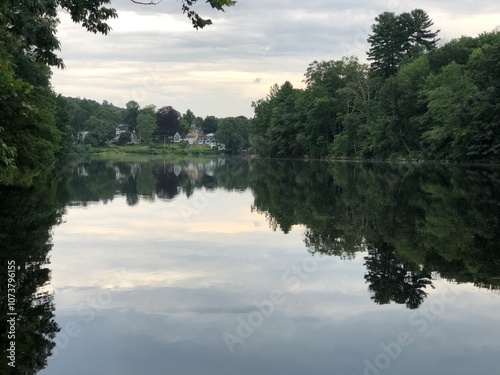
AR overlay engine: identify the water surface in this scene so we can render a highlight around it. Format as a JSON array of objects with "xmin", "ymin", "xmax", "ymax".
[{"xmin": 1, "ymin": 157, "xmax": 499, "ymax": 375}]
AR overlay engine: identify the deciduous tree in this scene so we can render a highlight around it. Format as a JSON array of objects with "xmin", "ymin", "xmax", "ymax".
[{"xmin": 155, "ymin": 106, "xmax": 180, "ymax": 138}]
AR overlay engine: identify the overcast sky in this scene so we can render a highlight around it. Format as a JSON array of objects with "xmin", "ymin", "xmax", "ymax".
[{"xmin": 51, "ymin": 0, "xmax": 500, "ymax": 118}]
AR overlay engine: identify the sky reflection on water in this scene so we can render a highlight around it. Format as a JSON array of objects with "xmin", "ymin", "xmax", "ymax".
[{"xmin": 40, "ymin": 177, "xmax": 500, "ymax": 375}]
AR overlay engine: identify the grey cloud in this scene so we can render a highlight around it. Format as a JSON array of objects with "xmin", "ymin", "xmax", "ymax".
[{"xmin": 53, "ymin": 1, "xmax": 500, "ymax": 116}]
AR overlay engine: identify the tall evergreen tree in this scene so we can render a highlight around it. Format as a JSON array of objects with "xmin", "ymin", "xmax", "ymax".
[
  {"xmin": 367, "ymin": 9, "xmax": 439, "ymax": 77},
  {"xmin": 367, "ymin": 12, "xmax": 403, "ymax": 78}
]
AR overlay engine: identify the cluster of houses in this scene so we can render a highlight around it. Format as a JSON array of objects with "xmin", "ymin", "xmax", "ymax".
[
  {"xmin": 77, "ymin": 123, "xmax": 225, "ymax": 150},
  {"xmin": 173, "ymin": 124, "xmax": 225, "ymax": 150}
]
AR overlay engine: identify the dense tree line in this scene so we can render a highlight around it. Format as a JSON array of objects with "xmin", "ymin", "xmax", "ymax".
[{"xmin": 251, "ymin": 10, "xmax": 500, "ymax": 161}]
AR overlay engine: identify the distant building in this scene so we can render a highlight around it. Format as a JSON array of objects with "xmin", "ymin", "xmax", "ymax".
[
  {"xmin": 173, "ymin": 132, "xmax": 182, "ymax": 143},
  {"xmin": 115, "ymin": 124, "xmax": 140, "ymax": 144},
  {"xmin": 76, "ymin": 131, "xmax": 89, "ymax": 144},
  {"xmin": 187, "ymin": 126, "xmax": 203, "ymax": 142},
  {"xmin": 186, "ymin": 135, "xmax": 197, "ymax": 145},
  {"xmin": 115, "ymin": 124, "xmax": 129, "ymax": 138}
]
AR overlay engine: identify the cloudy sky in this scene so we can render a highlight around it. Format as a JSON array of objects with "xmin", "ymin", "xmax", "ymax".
[{"xmin": 51, "ymin": 0, "xmax": 500, "ymax": 118}]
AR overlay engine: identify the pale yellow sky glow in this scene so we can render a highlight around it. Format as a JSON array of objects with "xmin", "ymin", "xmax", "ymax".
[{"xmin": 50, "ymin": 190, "xmax": 310, "ymax": 294}]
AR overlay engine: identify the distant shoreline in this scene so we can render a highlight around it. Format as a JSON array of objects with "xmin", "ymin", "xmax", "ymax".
[{"xmin": 66, "ymin": 146, "xmax": 500, "ymax": 166}]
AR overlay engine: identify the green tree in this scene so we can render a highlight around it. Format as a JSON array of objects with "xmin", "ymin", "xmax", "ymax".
[
  {"xmin": 117, "ymin": 131, "xmax": 132, "ymax": 145},
  {"xmin": 303, "ymin": 57, "xmax": 372, "ymax": 158},
  {"xmin": 132, "ymin": 0, "xmax": 236, "ymax": 29},
  {"xmin": 84, "ymin": 116, "xmax": 115, "ymax": 145},
  {"xmin": 54, "ymin": 94, "xmax": 72, "ymax": 154},
  {"xmin": 393, "ymin": 55, "xmax": 431, "ymax": 155},
  {"xmin": 422, "ymin": 62, "xmax": 478, "ymax": 159},
  {"xmin": 367, "ymin": 9, "xmax": 439, "ymax": 78},
  {"xmin": 216, "ymin": 116, "xmax": 250, "ymax": 153},
  {"xmin": 465, "ymin": 32, "xmax": 500, "ymax": 160},
  {"xmin": 193, "ymin": 116, "xmax": 204, "ymax": 127},
  {"xmin": 68, "ymin": 102, "xmax": 89, "ymax": 136},
  {"xmin": 202, "ymin": 115, "xmax": 219, "ymax": 134},
  {"xmin": 137, "ymin": 112, "xmax": 156, "ymax": 143},
  {"xmin": 250, "ymin": 82, "xmax": 304, "ymax": 157},
  {"xmin": 122, "ymin": 100, "xmax": 140, "ymax": 130},
  {"xmin": 155, "ymin": 106, "xmax": 180, "ymax": 138},
  {"xmin": 427, "ymin": 36, "xmax": 479, "ymax": 73},
  {"xmin": 367, "ymin": 12, "xmax": 403, "ymax": 77},
  {"xmin": 1, "ymin": 1, "xmax": 117, "ymax": 68},
  {"xmin": 182, "ymin": 109, "xmax": 196, "ymax": 126},
  {"xmin": 399, "ymin": 9, "xmax": 440, "ymax": 57},
  {"xmin": 0, "ymin": 127, "xmax": 16, "ymax": 169}
]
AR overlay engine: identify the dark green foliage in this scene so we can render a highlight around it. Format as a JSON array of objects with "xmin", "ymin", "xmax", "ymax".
[
  {"xmin": 367, "ymin": 9, "xmax": 439, "ymax": 78},
  {"xmin": 178, "ymin": 0, "xmax": 236, "ymax": 29},
  {"xmin": 364, "ymin": 240, "xmax": 434, "ymax": 309},
  {"xmin": 0, "ymin": 0, "xmax": 117, "ymax": 68},
  {"xmin": 202, "ymin": 115, "xmax": 219, "ymax": 134},
  {"xmin": 215, "ymin": 116, "xmax": 250, "ymax": 153},
  {"xmin": 367, "ymin": 12, "xmax": 404, "ymax": 78},
  {"xmin": 250, "ymin": 14, "xmax": 500, "ymax": 162},
  {"xmin": 117, "ymin": 131, "xmax": 132, "ymax": 145},
  {"xmin": 248, "ymin": 160, "xmax": 500, "ymax": 305},
  {"xmin": 155, "ymin": 106, "xmax": 181, "ymax": 138},
  {"xmin": 427, "ymin": 36, "xmax": 479, "ymax": 73},
  {"xmin": 0, "ymin": 0, "xmax": 116, "ymax": 180},
  {"xmin": 251, "ymin": 81, "xmax": 304, "ymax": 158},
  {"xmin": 64, "ymin": 97, "xmax": 125, "ymax": 145},
  {"xmin": 122, "ymin": 101, "xmax": 140, "ymax": 130},
  {"xmin": 137, "ymin": 107, "xmax": 156, "ymax": 143},
  {"xmin": 0, "ymin": 174, "xmax": 64, "ymax": 373}
]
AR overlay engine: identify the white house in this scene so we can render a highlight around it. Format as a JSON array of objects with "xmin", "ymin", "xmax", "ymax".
[
  {"xmin": 186, "ymin": 135, "xmax": 197, "ymax": 145},
  {"xmin": 114, "ymin": 124, "xmax": 140, "ymax": 144},
  {"xmin": 173, "ymin": 132, "xmax": 182, "ymax": 143},
  {"xmin": 76, "ymin": 130, "xmax": 89, "ymax": 144},
  {"xmin": 115, "ymin": 124, "xmax": 128, "ymax": 137}
]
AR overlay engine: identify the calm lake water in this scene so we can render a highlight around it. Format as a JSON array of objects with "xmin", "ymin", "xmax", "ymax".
[{"xmin": 1, "ymin": 157, "xmax": 499, "ymax": 375}]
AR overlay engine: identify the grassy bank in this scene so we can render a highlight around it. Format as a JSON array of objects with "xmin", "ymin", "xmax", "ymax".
[{"xmin": 70, "ymin": 143, "xmax": 221, "ymax": 156}]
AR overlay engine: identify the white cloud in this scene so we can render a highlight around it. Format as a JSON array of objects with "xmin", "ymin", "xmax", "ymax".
[{"xmin": 51, "ymin": 1, "xmax": 500, "ymax": 117}]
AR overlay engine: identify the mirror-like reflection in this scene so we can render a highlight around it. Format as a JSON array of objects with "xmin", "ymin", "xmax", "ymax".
[
  {"xmin": 1, "ymin": 157, "xmax": 499, "ymax": 374},
  {"xmin": 60, "ymin": 157, "xmax": 500, "ymax": 302},
  {"xmin": 0, "ymin": 176, "xmax": 63, "ymax": 374}
]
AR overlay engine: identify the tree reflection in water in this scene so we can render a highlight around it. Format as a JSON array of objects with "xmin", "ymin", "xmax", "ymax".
[{"xmin": 0, "ymin": 176, "xmax": 63, "ymax": 374}]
